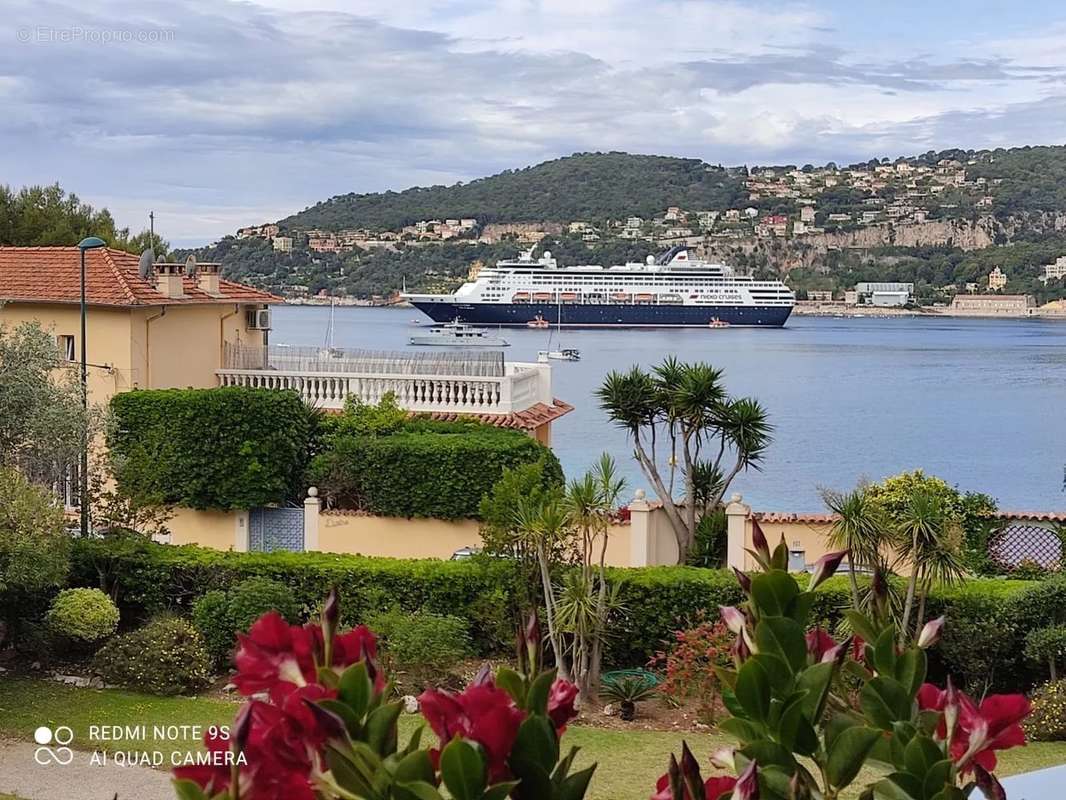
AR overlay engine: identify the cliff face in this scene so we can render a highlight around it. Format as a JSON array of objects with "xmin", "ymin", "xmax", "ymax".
[{"xmin": 805, "ymin": 219, "xmax": 997, "ymax": 251}]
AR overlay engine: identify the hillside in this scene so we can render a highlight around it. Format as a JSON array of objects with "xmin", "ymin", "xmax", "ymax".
[{"xmin": 280, "ymin": 152, "xmax": 746, "ymax": 231}]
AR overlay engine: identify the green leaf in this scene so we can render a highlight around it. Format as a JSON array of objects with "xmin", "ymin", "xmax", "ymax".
[
  {"xmin": 558, "ymin": 764, "xmax": 597, "ymax": 800},
  {"xmin": 736, "ymin": 657, "xmax": 772, "ymax": 722},
  {"xmin": 327, "ymin": 746, "xmax": 376, "ymax": 796},
  {"xmin": 755, "ymin": 617, "xmax": 808, "ymax": 674},
  {"xmin": 771, "ymin": 536, "xmax": 790, "ymax": 571},
  {"xmin": 894, "ymin": 648, "xmax": 927, "ymax": 699},
  {"xmin": 440, "ymin": 737, "xmax": 487, "ymax": 800},
  {"xmin": 365, "ymin": 701, "xmax": 402, "ymax": 756},
  {"xmin": 861, "ymin": 677, "xmax": 913, "ymax": 730},
  {"xmin": 787, "ymin": 592, "xmax": 816, "ymax": 626},
  {"xmin": 903, "ymin": 734, "xmax": 943, "ymax": 781},
  {"xmin": 845, "ymin": 609, "xmax": 880, "ymax": 643},
  {"xmin": 826, "ymin": 726, "xmax": 882, "ymax": 790},
  {"xmin": 721, "ymin": 685, "xmax": 746, "ymax": 718},
  {"xmin": 740, "ymin": 739, "xmax": 797, "ymax": 771},
  {"xmin": 796, "ymin": 662, "xmax": 835, "ymax": 722},
  {"xmin": 320, "ymin": 699, "xmax": 363, "ymax": 738},
  {"xmin": 526, "ymin": 669, "xmax": 556, "ymax": 716},
  {"xmin": 873, "ymin": 775, "xmax": 921, "ymax": 800},
  {"xmin": 873, "ymin": 628, "xmax": 898, "ymax": 676},
  {"xmin": 495, "ymin": 667, "xmax": 527, "ymax": 706},
  {"xmin": 339, "ymin": 661, "xmax": 372, "ymax": 720},
  {"xmin": 172, "ymin": 780, "xmax": 210, "ymax": 800},
  {"xmin": 511, "ymin": 714, "xmax": 560, "ymax": 774},
  {"xmin": 395, "ymin": 781, "xmax": 445, "ymax": 800},
  {"xmin": 720, "ymin": 717, "xmax": 763, "ymax": 744},
  {"xmin": 824, "ymin": 712, "xmax": 866, "ymax": 752},
  {"xmin": 749, "ymin": 653, "xmax": 793, "ymax": 694},
  {"xmin": 921, "ymin": 759, "xmax": 954, "ymax": 800},
  {"xmin": 751, "ymin": 570, "xmax": 799, "ymax": 617},
  {"xmin": 483, "ymin": 782, "xmax": 521, "ymax": 800},
  {"xmin": 395, "ymin": 749, "xmax": 436, "ymax": 785},
  {"xmin": 777, "ymin": 690, "xmax": 819, "ymax": 756}
]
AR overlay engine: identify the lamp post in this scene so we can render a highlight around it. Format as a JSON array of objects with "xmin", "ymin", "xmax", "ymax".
[{"xmin": 77, "ymin": 236, "xmax": 106, "ymax": 538}]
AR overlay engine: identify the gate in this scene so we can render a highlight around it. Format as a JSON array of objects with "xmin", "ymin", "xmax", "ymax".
[
  {"xmin": 249, "ymin": 507, "xmax": 305, "ymax": 552},
  {"xmin": 988, "ymin": 522, "xmax": 1063, "ymax": 571}
]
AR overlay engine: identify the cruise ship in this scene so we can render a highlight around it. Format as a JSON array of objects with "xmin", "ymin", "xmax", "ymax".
[{"xmin": 403, "ymin": 246, "xmax": 795, "ymax": 328}]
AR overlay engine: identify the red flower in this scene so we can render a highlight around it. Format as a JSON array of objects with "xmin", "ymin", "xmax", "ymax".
[
  {"xmin": 650, "ymin": 771, "xmax": 737, "ymax": 799},
  {"xmin": 805, "ymin": 628, "xmax": 837, "ymax": 662},
  {"xmin": 419, "ymin": 682, "xmax": 527, "ymax": 781},
  {"xmin": 234, "ymin": 613, "xmax": 384, "ymax": 701},
  {"xmin": 917, "ymin": 683, "xmax": 1030, "ymax": 772},
  {"xmin": 548, "ymin": 679, "xmax": 579, "ymax": 734}
]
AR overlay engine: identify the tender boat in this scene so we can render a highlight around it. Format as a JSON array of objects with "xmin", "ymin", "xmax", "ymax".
[
  {"xmin": 538, "ymin": 348, "xmax": 581, "ymax": 362},
  {"xmin": 409, "ymin": 318, "xmax": 509, "ymax": 347},
  {"xmin": 527, "ymin": 315, "xmax": 550, "ymax": 329},
  {"xmin": 708, "ymin": 317, "xmax": 730, "ymax": 329}
]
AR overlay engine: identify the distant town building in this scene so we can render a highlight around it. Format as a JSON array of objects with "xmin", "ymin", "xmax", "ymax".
[
  {"xmin": 1042, "ymin": 256, "xmax": 1066, "ymax": 283},
  {"xmin": 237, "ymin": 224, "xmax": 279, "ymax": 240},
  {"xmin": 844, "ymin": 290, "xmax": 858, "ymax": 306},
  {"xmin": 987, "ymin": 267, "xmax": 1007, "ymax": 291},
  {"xmin": 854, "ymin": 282, "xmax": 914, "ymax": 307},
  {"xmin": 800, "ymin": 206, "xmax": 816, "ymax": 223},
  {"xmin": 272, "ymin": 236, "xmax": 293, "ymax": 253},
  {"xmin": 625, "ymin": 216, "xmax": 643, "ymax": 229},
  {"xmin": 806, "ymin": 290, "xmax": 834, "ymax": 302},
  {"xmin": 949, "ymin": 294, "xmax": 1036, "ymax": 316}
]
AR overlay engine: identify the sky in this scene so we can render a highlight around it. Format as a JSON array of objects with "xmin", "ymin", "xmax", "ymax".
[{"xmin": 5, "ymin": 1, "xmax": 1066, "ymax": 246}]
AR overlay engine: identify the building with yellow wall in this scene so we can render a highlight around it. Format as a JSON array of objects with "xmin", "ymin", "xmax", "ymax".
[{"xmin": 0, "ymin": 246, "xmax": 282, "ymax": 403}]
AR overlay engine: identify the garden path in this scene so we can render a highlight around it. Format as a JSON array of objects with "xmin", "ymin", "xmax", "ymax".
[{"xmin": 0, "ymin": 741, "xmax": 171, "ymax": 800}]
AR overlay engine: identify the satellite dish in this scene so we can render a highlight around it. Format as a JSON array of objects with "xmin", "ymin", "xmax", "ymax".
[
  {"xmin": 138, "ymin": 249, "xmax": 155, "ymax": 279},
  {"xmin": 185, "ymin": 254, "xmax": 198, "ymax": 278}
]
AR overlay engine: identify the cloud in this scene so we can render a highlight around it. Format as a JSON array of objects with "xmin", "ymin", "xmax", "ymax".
[{"xmin": 2, "ymin": 0, "xmax": 1066, "ymax": 244}]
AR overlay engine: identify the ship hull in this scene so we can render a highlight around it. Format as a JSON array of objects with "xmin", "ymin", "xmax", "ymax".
[{"xmin": 410, "ymin": 301, "xmax": 793, "ymax": 328}]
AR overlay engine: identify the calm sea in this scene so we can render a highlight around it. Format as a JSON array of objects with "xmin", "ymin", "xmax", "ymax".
[{"xmin": 273, "ymin": 305, "xmax": 1066, "ymax": 511}]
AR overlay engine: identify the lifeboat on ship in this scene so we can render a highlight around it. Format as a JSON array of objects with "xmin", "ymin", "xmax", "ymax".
[
  {"xmin": 560, "ymin": 292, "xmax": 579, "ymax": 303},
  {"xmin": 512, "ymin": 291, "xmax": 530, "ymax": 304},
  {"xmin": 610, "ymin": 292, "xmax": 631, "ymax": 302},
  {"xmin": 659, "ymin": 293, "xmax": 683, "ymax": 304},
  {"xmin": 532, "ymin": 292, "xmax": 554, "ymax": 302},
  {"xmin": 634, "ymin": 293, "xmax": 654, "ymax": 304}
]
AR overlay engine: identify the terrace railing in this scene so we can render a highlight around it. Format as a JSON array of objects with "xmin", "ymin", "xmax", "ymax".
[{"xmin": 218, "ymin": 343, "xmax": 550, "ymax": 415}]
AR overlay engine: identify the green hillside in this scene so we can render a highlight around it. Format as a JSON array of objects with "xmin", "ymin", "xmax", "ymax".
[{"xmin": 280, "ymin": 152, "xmax": 746, "ymax": 231}]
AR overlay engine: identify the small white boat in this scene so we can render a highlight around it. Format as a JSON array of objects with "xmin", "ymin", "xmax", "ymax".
[
  {"xmin": 410, "ymin": 318, "xmax": 509, "ymax": 347},
  {"xmin": 538, "ymin": 348, "xmax": 581, "ymax": 362},
  {"xmin": 527, "ymin": 315, "xmax": 550, "ymax": 329},
  {"xmin": 708, "ymin": 317, "xmax": 730, "ymax": 329}
]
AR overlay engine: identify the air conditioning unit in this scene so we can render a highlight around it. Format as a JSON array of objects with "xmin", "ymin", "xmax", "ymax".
[{"xmin": 247, "ymin": 308, "xmax": 272, "ymax": 330}]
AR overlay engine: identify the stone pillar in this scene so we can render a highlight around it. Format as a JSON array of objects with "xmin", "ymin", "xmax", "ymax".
[
  {"xmin": 725, "ymin": 493, "xmax": 751, "ymax": 571},
  {"xmin": 628, "ymin": 489, "xmax": 652, "ymax": 567},
  {"xmin": 234, "ymin": 510, "xmax": 249, "ymax": 552},
  {"xmin": 304, "ymin": 487, "xmax": 321, "ymax": 552}
]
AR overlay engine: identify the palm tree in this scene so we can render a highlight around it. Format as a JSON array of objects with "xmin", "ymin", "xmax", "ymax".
[{"xmin": 822, "ymin": 487, "xmax": 889, "ymax": 607}]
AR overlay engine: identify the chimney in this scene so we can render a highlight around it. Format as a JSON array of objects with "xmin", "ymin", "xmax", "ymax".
[
  {"xmin": 153, "ymin": 262, "xmax": 185, "ymax": 299},
  {"xmin": 197, "ymin": 262, "xmax": 222, "ymax": 296}
]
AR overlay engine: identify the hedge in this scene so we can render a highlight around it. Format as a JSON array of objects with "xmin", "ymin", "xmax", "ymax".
[
  {"xmin": 61, "ymin": 537, "xmax": 1050, "ymax": 684},
  {"xmin": 308, "ymin": 426, "xmax": 563, "ymax": 519},
  {"xmin": 109, "ymin": 387, "xmax": 312, "ymax": 510}
]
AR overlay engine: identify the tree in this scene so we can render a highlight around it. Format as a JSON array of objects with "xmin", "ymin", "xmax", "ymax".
[
  {"xmin": 596, "ymin": 358, "xmax": 771, "ymax": 563},
  {"xmin": 821, "ymin": 486, "xmax": 889, "ymax": 607},
  {"xmin": 0, "ymin": 322, "xmax": 93, "ymax": 490},
  {"xmin": 0, "ymin": 467, "xmax": 71, "ymax": 643}
]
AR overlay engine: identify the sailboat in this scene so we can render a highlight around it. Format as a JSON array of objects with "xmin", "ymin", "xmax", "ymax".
[{"xmin": 538, "ymin": 297, "xmax": 581, "ymax": 362}]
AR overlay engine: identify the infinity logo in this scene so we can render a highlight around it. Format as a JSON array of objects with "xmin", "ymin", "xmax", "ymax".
[{"xmin": 33, "ymin": 726, "xmax": 74, "ymax": 766}]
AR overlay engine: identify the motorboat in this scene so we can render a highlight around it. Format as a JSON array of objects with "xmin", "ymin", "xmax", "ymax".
[{"xmin": 409, "ymin": 318, "xmax": 509, "ymax": 347}]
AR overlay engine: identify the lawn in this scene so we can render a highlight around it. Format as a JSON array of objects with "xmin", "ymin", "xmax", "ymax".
[{"xmin": 0, "ymin": 678, "xmax": 1064, "ymax": 800}]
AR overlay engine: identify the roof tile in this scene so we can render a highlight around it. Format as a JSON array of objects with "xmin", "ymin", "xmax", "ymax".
[{"xmin": 0, "ymin": 246, "xmax": 281, "ymax": 307}]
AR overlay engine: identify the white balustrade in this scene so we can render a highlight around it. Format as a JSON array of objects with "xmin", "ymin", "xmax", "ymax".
[{"xmin": 217, "ymin": 363, "xmax": 549, "ymax": 415}]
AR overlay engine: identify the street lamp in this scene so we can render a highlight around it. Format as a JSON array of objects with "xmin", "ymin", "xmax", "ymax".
[{"xmin": 77, "ymin": 236, "xmax": 106, "ymax": 538}]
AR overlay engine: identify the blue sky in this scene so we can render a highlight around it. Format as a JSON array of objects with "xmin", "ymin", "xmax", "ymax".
[{"xmin": 4, "ymin": 0, "xmax": 1066, "ymax": 245}]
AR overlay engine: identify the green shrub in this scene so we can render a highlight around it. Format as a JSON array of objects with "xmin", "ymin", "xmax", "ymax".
[
  {"xmin": 1026, "ymin": 625, "xmax": 1066, "ymax": 679},
  {"xmin": 1025, "ymin": 680, "xmax": 1066, "ymax": 741},
  {"xmin": 108, "ymin": 387, "xmax": 313, "ymax": 510},
  {"xmin": 368, "ymin": 609, "xmax": 471, "ymax": 684},
  {"xmin": 191, "ymin": 590, "xmax": 234, "ymax": 667},
  {"xmin": 191, "ymin": 578, "xmax": 300, "ymax": 668},
  {"xmin": 0, "ymin": 467, "xmax": 70, "ymax": 598},
  {"xmin": 309, "ymin": 423, "xmax": 562, "ymax": 519},
  {"xmin": 227, "ymin": 576, "xmax": 300, "ymax": 632},
  {"xmin": 46, "ymin": 588, "xmax": 119, "ymax": 644},
  {"xmin": 93, "ymin": 616, "xmax": 212, "ymax": 695},
  {"xmin": 687, "ymin": 509, "xmax": 727, "ymax": 568}
]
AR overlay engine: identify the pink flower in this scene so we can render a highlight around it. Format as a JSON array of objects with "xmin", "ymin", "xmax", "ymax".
[
  {"xmin": 419, "ymin": 682, "xmax": 527, "ymax": 782},
  {"xmin": 650, "ymin": 771, "xmax": 737, "ymax": 799},
  {"xmin": 548, "ymin": 679, "xmax": 579, "ymax": 734},
  {"xmin": 917, "ymin": 683, "xmax": 1030, "ymax": 772},
  {"xmin": 805, "ymin": 628, "xmax": 837, "ymax": 662}
]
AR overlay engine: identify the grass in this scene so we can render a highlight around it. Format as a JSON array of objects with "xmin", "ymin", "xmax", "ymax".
[{"xmin": 0, "ymin": 678, "xmax": 1064, "ymax": 799}]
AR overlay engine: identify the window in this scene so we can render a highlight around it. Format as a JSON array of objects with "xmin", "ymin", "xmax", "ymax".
[{"xmin": 57, "ymin": 334, "xmax": 75, "ymax": 361}]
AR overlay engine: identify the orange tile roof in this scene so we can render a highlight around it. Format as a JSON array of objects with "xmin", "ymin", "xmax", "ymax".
[
  {"xmin": 419, "ymin": 398, "xmax": 574, "ymax": 432},
  {"xmin": 756, "ymin": 510, "xmax": 1066, "ymax": 524},
  {"xmin": 0, "ymin": 246, "xmax": 282, "ymax": 307}
]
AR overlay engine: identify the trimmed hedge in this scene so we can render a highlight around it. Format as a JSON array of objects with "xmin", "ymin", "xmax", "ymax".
[
  {"xmin": 308, "ymin": 426, "xmax": 563, "ymax": 519},
  {"xmin": 109, "ymin": 387, "xmax": 312, "ymax": 510},
  {"xmin": 63, "ymin": 537, "xmax": 1050, "ymax": 684}
]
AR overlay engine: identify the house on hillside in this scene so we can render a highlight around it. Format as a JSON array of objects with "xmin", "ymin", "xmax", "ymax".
[{"xmin": 0, "ymin": 245, "xmax": 570, "ymax": 445}]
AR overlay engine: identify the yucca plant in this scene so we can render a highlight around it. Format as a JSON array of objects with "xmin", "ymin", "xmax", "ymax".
[{"xmin": 600, "ymin": 673, "xmax": 658, "ymax": 721}]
